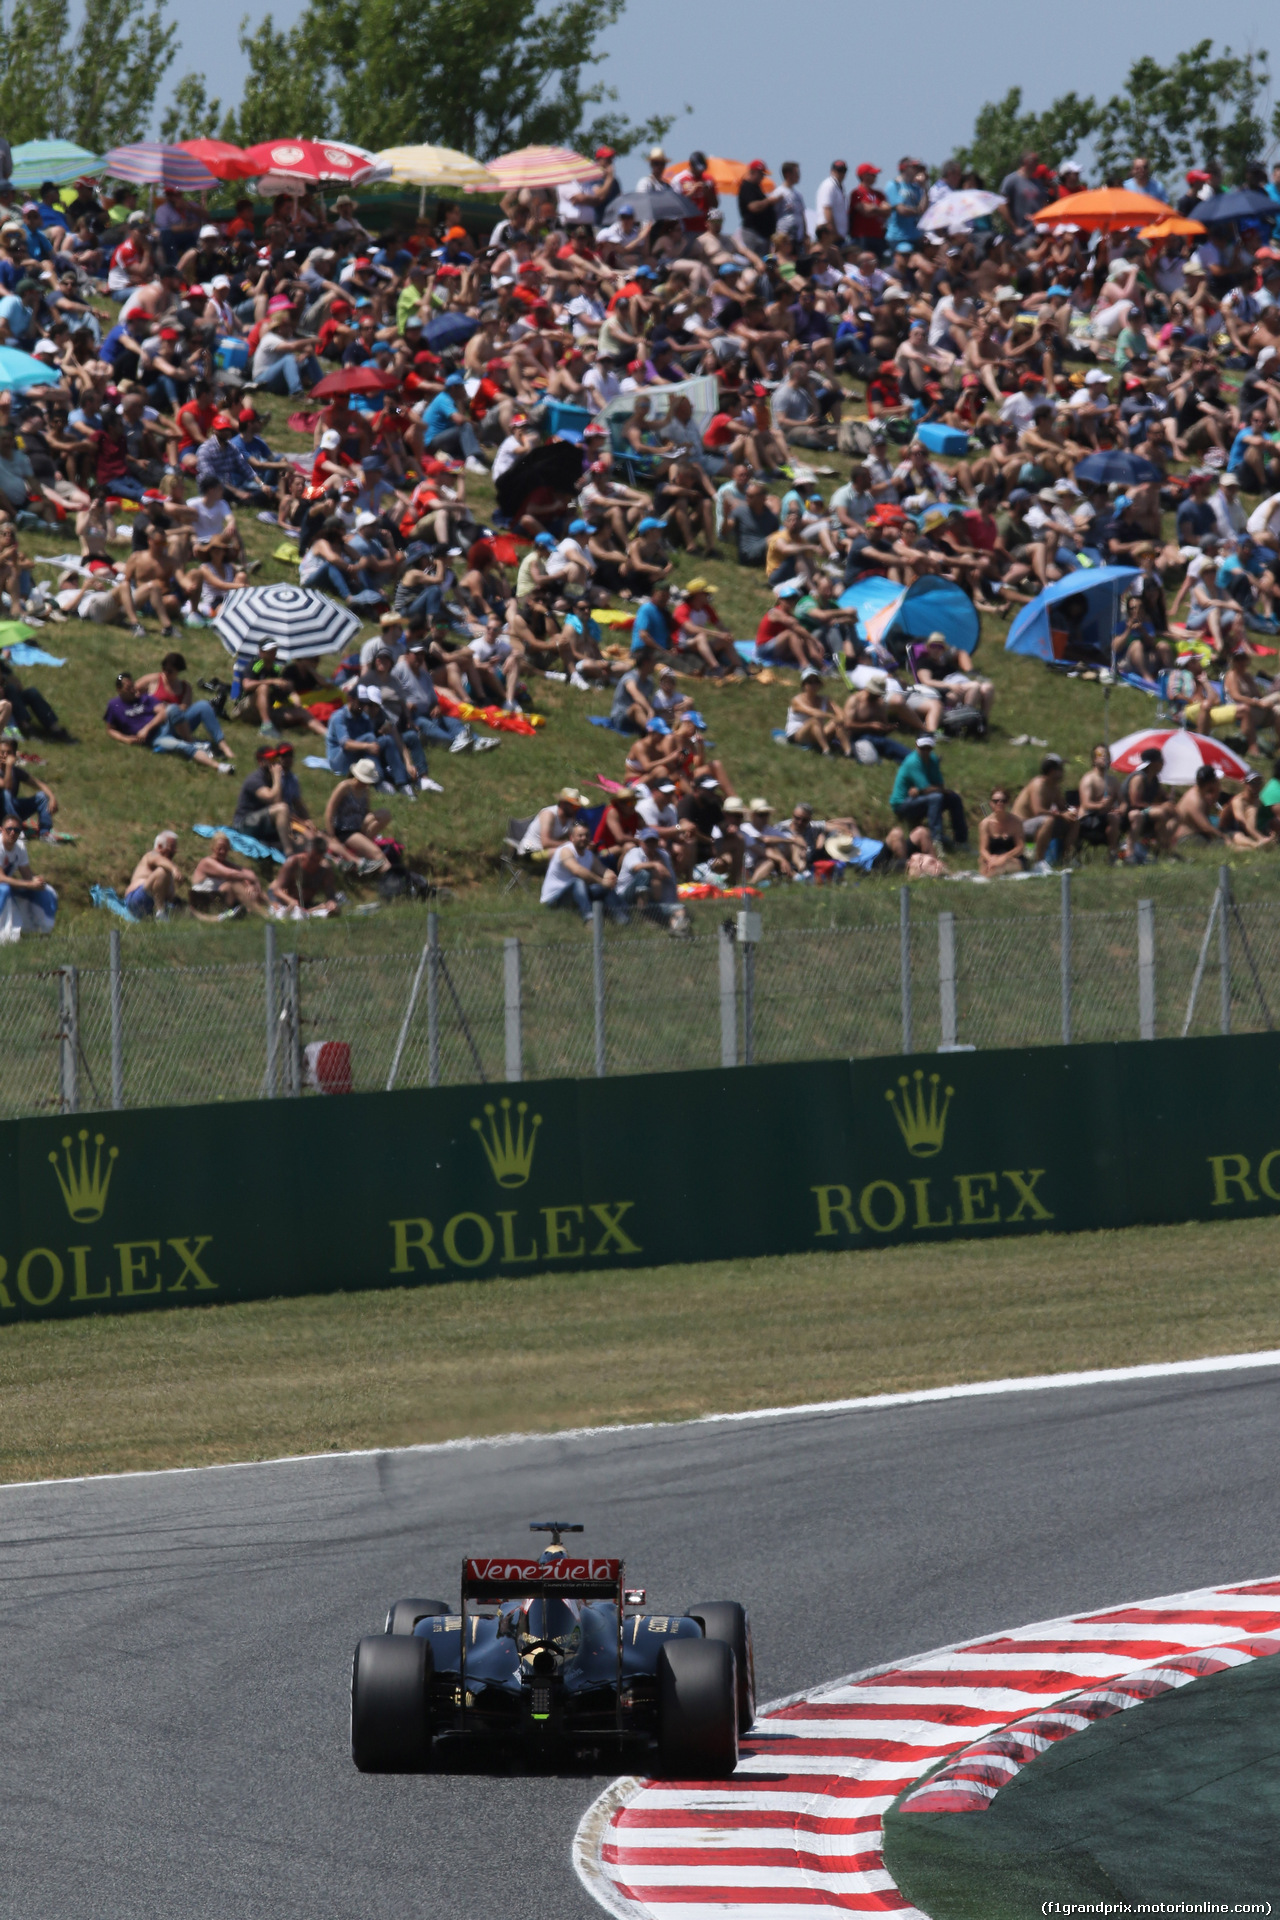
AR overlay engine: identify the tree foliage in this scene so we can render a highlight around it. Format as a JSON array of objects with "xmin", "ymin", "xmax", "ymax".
[
  {"xmin": 0, "ymin": 0, "xmax": 175, "ymax": 148},
  {"xmin": 159, "ymin": 73, "xmax": 223, "ymax": 144},
  {"xmin": 218, "ymin": 13, "xmax": 334, "ymax": 146},
  {"xmin": 220, "ymin": 0, "xmax": 674, "ymax": 158},
  {"xmin": 953, "ymin": 85, "xmax": 1098, "ymax": 188},
  {"xmin": 1094, "ymin": 40, "xmax": 1269, "ymax": 183},
  {"xmin": 958, "ymin": 40, "xmax": 1275, "ymax": 193}
]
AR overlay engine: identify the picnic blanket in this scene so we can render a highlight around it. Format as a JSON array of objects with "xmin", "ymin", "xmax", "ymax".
[
  {"xmin": 90, "ymin": 885, "xmax": 141, "ymax": 922},
  {"xmin": 3, "ymin": 643, "xmax": 66, "ymax": 667},
  {"xmin": 192, "ymin": 823, "xmax": 286, "ymax": 865}
]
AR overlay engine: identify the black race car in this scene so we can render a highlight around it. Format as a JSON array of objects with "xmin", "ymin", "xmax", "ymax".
[{"xmin": 351, "ymin": 1522, "xmax": 753, "ymax": 1776}]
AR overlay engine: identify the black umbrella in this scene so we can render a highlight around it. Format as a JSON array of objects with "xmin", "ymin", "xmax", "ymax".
[
  {"xmin": 1195, "ymin": 187, "xmax": 1276, "ymax": 225},
  {"xmin": 1074, "ymin": 451, "xmax": 1163, "ymax": 487},
  {"xmin": 495, "ymin": 439, "xmax": 585, "ymax": 520}
]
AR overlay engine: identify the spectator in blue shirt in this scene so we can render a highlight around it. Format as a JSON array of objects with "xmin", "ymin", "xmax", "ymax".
[
  {"xmin": 631, "ymin": 584, "xmax": 673, "ymax": 655},
  {"xmin": 18, "ymin": 205, "xmax": 53, "ymax": 262},
  {"xmin": 890, "ymin": 734, "xmax": 968, "ymax": 846},
  {"xmin": 325, "ymin": 685, "xmax": 410, "ymax": 791},
  {"xmin": 885, "ymin": 160, "xmax": 925, "ymax": 250},
  {"xmin": 422, "ymin": 373, "xmax": 487, "ymax": 470},
  {"xmin": 195, "ymin": 415, "xmax": 269, "ymax": 503},
  {"xmin": 0, "ymin": 278, "xmax": 41, "ymax": 345}
]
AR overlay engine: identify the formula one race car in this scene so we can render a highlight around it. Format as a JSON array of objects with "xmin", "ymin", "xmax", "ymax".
[{"xmin": 350, "ymin": 1522, "xmax": 754, "ymax": 1776}]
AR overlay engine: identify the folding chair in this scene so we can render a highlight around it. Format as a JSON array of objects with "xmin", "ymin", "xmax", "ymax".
[{"xmin": 500, "ymin": 816, "xmax": 537, "ymax": 893}]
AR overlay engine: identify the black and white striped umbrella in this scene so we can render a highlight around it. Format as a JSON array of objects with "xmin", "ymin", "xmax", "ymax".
[{"xmin": 213, "ymin": 585, "xmax": 362, "ymax": 662}]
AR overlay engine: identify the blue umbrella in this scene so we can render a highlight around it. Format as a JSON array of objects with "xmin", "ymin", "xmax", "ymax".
[
  {"xmin": 9, "ymin": 140, "xmax": 103, "ymax": 188},
  {"xmin": 1074, "ymin": 451, "xmax": 1162, "ymax": 487},
  {"xmin": 0, "ymin": 346, "xmax": 62, "ymax": 392},
  {"xmin": 1195, "ymin": 188, "xmax": 1276, "ymax": 226},
  {"xmin": 424, "ymin": 312, "xmax": 480, "ymax": 351}
]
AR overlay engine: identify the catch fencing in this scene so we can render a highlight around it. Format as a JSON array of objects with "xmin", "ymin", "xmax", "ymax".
[{"xmin": 2, "ymin": 870, "xmax": 1275, "ymax": 1121}]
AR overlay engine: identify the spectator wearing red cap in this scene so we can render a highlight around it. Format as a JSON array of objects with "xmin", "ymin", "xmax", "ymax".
[
  {"xmin": 195, "ymin": 411, "xmax": 270, "ymax": 505},
  {"xmin": 815, "ymin": 161, "xmax": 849, "ymax": 242},
  {"xmin": 849, "ymin": 164, "xmax": 889, "ymax": 251}
]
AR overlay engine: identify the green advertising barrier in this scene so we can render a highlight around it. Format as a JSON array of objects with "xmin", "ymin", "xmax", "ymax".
[{"xmin": 1, "ymin": 1031, "xmax": 1279, "ymax": 1321}]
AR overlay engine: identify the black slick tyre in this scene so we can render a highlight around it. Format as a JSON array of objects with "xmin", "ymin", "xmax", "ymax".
[
  {"xmin": 385, "ymin": 1597, "xmax": 450, "ymax": 1634},
  {"xmin": 687, "ymin": 1601, "xmax": 755, "ymax": 1732},
  {"xmin": 656, "ymin": 1638, "xmax": 738, "ymax": 1778},
  {"xmin": 351, "ymin": 1633, "xmax": 433, "ymax": 1771}
]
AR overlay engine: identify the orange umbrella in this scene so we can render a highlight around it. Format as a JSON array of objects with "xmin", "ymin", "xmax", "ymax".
[
  {"xmin": 1031, "ymin": 188, "xmax": 1171, "ymax": 232},
  {"xmin": 663, "ymin": 156, "xmax": 774, "ymax": 195},
  {"xmin": 1138, "ymin": 215, "xmax": 1207, "ymax": 240}
]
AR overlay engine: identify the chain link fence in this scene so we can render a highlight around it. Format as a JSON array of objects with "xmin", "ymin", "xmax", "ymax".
[{"xmin": 5, "ymin": 875, "xmax": 1275, "ymax": 1122}]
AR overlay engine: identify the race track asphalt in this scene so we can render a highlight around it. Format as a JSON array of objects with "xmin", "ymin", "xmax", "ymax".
[{"xmin": 4, "ymin": 1362, "xmax": 1280, "ymax": 1920}]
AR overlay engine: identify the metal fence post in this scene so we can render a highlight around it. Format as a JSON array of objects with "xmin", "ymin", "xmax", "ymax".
[
  {"xmin": 281, "ymin": 950, "xmax": 301, "ymax": 1097},
  {"xmin": 58, "ymin": 965, "xmax": 78, "ymax": 1115},
  {"xmin": 387, "ymin": 942, "xmax": 430, "ymax": 1092},
  {"xmin": 1060, "ymin": 868, "xmax": 1072, "ymax": 1046},
  {"xmin": 1218, "ymin": 866, "xmax": 1231, "ymax": 1035},
  {"xmin": 719, "ymin": 923, "xmax": 737, "ymax": 1067},
  {"xmin": 1138, "ymin": 898, "xmax": 1156, "ymax": 1040},
  {"xmin": 938, "ymin": 911, "xmax": 957, "ymax": 1050},
  {"xmin": 264, "ymin": 922, "xmax": 277, "ymax": 1098},
  {"xmin": 109, "ymin": 926, "xmax": 124, "ymax": 1110},
  {"xmin": 899, "ymin": 886, "xmax": 913, "ymax": 1054},
  {"xmin": 427, "ymin": 911, "xmax": 441, "ymax": 1088},
  {"xmin": 592, "ymin": 899, "xmax": 606, "ymax": 1077},
  {"xmin": 504, "ymin": 937, "xmax": 523, "ymax": 1082}
]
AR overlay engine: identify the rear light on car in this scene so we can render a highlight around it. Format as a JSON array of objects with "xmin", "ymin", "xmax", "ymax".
[
  {"xmin": 624, "ymin": 1588, "xmax": 646, "ymax": 1606},
  {"xmin": 530, "ymin": 1682, "xmax": 552, "ymax": 1720}
]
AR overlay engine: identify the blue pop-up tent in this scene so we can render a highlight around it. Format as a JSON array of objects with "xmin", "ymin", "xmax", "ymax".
[
  {"xmin": 838, "ymin": 574, "xmax": 980, "ymax": 653},
  {"xmin": 1005, "ymin": 566, "xmax": 1140, "ymax": 663}
]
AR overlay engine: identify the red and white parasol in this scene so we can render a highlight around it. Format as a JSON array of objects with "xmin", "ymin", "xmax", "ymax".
[
  {"xmin": 1108, "ymin": 727, "xmax": 1253, "ymax": 785},
  {"xmin": 242, "ymin": 139, "xmax": 376, "ymax": 185}
]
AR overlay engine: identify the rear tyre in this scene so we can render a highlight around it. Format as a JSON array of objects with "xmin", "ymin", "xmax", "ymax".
[
  {"xmin": 385, "ymin": 1597, "xmax": 451, "ymax": 1635},
  {"xmin": 687, "ymin": 1601, "xmax": 755, "ymax": 1732},
  {"xmin": 657, "ymin": 1638, "xmax": 738, "ymax": 1778},
  {"xmin": 351, "ymin": 1633, "xmax": 433, "ymax": 1772}
]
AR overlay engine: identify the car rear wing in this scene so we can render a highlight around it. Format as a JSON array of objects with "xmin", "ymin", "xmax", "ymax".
[{"xmin": 461, "ymin": 1556, "xmax": 623, "ymax": 1605}]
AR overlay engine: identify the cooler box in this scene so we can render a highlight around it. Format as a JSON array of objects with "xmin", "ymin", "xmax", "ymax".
[
  {"xmin": 542, "ymin": 400, "xmax": 593, "ymax": 442},
  {"xmin": 215, "ymin": 338, "xmax": 249, "ymax": 371},
  {"xmin": 915, "ymin": 422, "xmax": 970, "ymax": 456}
]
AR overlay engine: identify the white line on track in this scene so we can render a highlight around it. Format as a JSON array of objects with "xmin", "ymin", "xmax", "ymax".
[{"xmin": 3, "ymin": 1344, "xmax": 1279, "ymax": 1494}]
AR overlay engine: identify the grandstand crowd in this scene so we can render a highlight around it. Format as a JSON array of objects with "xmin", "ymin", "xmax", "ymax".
[{"xmin": 5, "ymin": 138, "xmax": 1280, "ymax": 931}]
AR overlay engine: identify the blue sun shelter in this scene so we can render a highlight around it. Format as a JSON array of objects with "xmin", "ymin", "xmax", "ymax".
[
  {"xmin": 837, "ymin": 574, "xmax": 980, "ymax": 656},
  {"xmin": 1005, "ymin": 566, "xmax": 1140, "ymax": 663}
]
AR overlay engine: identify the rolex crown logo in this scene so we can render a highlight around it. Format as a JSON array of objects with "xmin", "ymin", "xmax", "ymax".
[
  {"xmin": 471, "ymin": 1099, "xmax": 541, "ymax": 1188},
  {"xmin": 885, "ymin": 1070, "xmax": 953, "ymax": 1158},
  {"xmin": 49, "ymin": 1129, "xmax": 119, "ymax": 1222}
]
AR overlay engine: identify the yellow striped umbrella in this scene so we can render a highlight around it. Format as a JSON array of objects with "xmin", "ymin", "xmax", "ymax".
[
  {"xmin": 376, "ymin": 145, "xmax": 500, "ymax": 190},
  {"xmin": 487, "ymin": 145, "xmax": 600, "ymax": 190}
]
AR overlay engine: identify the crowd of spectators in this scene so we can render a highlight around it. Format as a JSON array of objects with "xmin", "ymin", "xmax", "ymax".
[{"xmin": 6, "ymin": 136, "xmax": 1280, "ymax": 927}]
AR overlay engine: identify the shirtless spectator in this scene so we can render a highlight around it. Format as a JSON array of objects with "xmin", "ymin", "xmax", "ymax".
[
  {"xmin": 124, "ymin": 524, "xmax": 189, "ymax": 634},
  {"xmin": 124, "ymin": 830, "xmax": 182, "ymax": 920},
  {"xmin": 1077, "ymin": 744, "xmax": 1123, "ymax": 858},
  {"xmin": 189, "ymin": 833, "xmax": 268, "ymax": 918},
  {"xmin": 1012, "ymin": 754, "xmax": 1079, "ymax": 869},
  {"xmin": 269, "ymin": 836, "xmax": 341, "ymax": 917}
]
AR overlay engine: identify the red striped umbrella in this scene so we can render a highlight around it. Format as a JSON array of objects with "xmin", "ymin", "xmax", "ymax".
[
  {"xmin": 1108, "ymin": 727, "xmax": 1252, "ymax": 785},
  {"xmin": 103, "ymin": 143, "xmax": 219, "ymax": 190},
  {"xmin": 178, "ymin": 139, "xmax": 256, "ymax": 182},
  {"xmin": 241, "ymin": 139, "xmax": 376, "ymax": 184}
]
